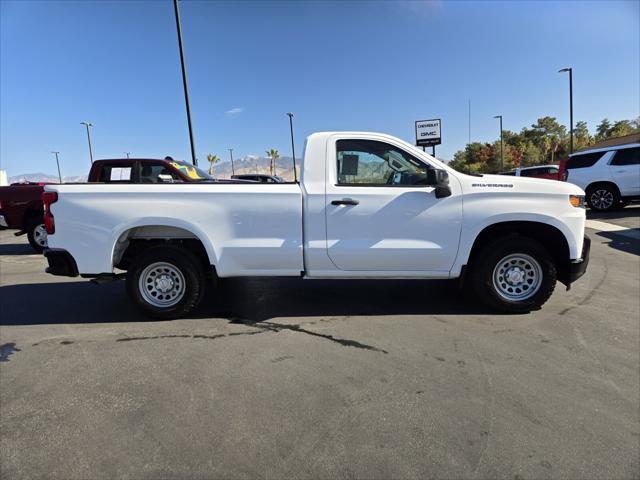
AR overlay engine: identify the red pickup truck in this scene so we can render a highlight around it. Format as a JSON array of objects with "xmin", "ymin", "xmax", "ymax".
[{"xmin": 0, "ymin": 158, "xmax": 228, "ymax": 252}]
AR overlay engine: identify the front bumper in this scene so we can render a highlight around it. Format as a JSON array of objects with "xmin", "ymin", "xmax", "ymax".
[
  {"xmin": 44, "ymin": 248, "xmax": 79, "ymax": 277},
  {"xmin": 0, "ymin": 214, "xmax": 7, "ymax": 228},
  {"xmin": 566, "ymin": 234, "xmax": 591, "ymax": 286}
]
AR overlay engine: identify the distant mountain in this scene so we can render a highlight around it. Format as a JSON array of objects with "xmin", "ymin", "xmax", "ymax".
[
  {"xmin": 210, "ymin": 155, "xmax": 300, "ymax": 181},
  {"xmin": 8, "ymin": 172, "xmax": 87, "ymax": 184}
]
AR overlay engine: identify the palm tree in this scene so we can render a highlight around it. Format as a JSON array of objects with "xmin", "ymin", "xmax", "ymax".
[
  {"xmin": 207, "ymin": 153, "xmax": 220, "ymax": 176},
  {"xmin": 266, "ymin": 148, "xmax": 279, "ymax": 176}
]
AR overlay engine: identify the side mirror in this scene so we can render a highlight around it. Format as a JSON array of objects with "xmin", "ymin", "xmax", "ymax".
[{"xmin": 426, "ymin": 169, "xmax": 452, "ymax": 198}]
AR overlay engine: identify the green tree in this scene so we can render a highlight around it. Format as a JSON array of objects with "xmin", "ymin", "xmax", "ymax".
[
  {"xmin": 519, "ymin": 141, "xmax": 543, "ymax": 167},
  {"xmin": 266, "ymin": 148, "xmax": 279, "ymax": 175},
  {"xmin": 595, "ymin": 118, "xmax": 612, "ymax": 142},
  {"xmin": 206, "ymin": 153, "xmax": 220, "ymax": 175},
  {"xmin": 608, "ymin": 120, "xmax": 635, "ymax": 138},
  {"xmin": 448, "ymin": 116, "xmax": 636, "ymax": 173}
]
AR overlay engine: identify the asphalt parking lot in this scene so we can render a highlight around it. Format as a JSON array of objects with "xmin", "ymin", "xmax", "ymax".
[{"xmin": 1, "ymin": 207, "xmax": 639, "ymax": 480}]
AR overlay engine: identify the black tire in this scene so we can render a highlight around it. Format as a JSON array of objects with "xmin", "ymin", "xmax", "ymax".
[
  {"xmin": 469, "ymin": 236, "xmax": 557, "ymax": 313},
  {"xmin": 126, "ymin": 245, "xmax": 207, "ymax": 319},
  {"xmin": 26, "ymin": 218, "xmax": 47, "ymax": 253},
  {"xmin": 586, "ymin": 184, "xmax": 620, "ymax": 212}
]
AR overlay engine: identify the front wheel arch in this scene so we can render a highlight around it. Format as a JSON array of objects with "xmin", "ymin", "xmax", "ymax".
[{"xmin": 466, "ymin": 221, "xmax": 570, "ymax": 285}]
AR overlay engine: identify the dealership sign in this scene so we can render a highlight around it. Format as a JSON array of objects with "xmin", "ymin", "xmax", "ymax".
[{"xmin": 415, "ymin": 119, "xmax": 441, "ymax": 147}]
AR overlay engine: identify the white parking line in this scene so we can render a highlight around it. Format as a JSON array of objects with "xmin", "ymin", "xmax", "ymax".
[{"xmin": 586, "ymin": 219, "xmax": 640, "ymax": 240}]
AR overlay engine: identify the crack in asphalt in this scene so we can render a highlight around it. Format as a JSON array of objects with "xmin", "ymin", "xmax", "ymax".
[
  {"xmin": 32, "ymin": 319, "xmax": 387, "ymax": 355},
  {"xmin": 230, "ymin": 318, "xmax": 389, "ymax": 354}
]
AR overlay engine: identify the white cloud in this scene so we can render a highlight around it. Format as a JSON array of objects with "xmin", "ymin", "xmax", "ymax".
[{"xmin": 225, "ymin": 107, "xmax": 244, "ymax": 115}]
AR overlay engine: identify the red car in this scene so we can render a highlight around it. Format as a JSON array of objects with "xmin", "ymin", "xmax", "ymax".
[
  {"xmin": 0, "ymin": 182, "xmax": 51, "ymax": 251},
  {"xmin": 0, "ymin": 158, "xmax": 240, "ymax": 252}
]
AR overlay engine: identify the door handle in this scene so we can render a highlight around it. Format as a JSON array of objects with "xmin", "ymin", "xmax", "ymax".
[{"xmin": 331, "ymin": 198, "xmax": 359, "ymax": 206}]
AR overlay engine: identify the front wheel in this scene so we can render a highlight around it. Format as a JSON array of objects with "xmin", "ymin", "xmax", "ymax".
[
  {"xmin": 26, "ymin": 219, "xmax": 48, "ymax": 253},
  {"xmin": 126, "ymin": 245, "xmax": 207, "ymax": 319},
  {"xmin": 469, "ymin": 236, "xmax": 557, "ymax": 313}
]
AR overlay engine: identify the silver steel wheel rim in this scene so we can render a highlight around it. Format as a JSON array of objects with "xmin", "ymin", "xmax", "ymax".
[
  {"xmin": 590, "ymin": 189, "xmax": 613, "ymax": 210},
  {"xmin": 33, "ymin": 224, "xmax": 48, "ymax": 247},
  {"xmin": 492, "ymin": 253, "xmax": 542, "ymax": 302},
  {"xmin": 138, "ymin": 262, "xmax": 186, "ymax": 308}
]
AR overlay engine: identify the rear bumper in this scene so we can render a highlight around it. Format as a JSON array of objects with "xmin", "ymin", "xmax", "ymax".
[
  {"xmin": 566, "ymin": 235, "xmax": 591, "ymax": 285},
  {"xmin": 0, "ymin": 214, "xmax": 7, "ymax": 228},
  {"xmin": 44, "ymin": 248, "xmax": 79, "ymax": 277}
]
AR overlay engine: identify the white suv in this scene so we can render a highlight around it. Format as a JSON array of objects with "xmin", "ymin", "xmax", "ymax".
[{"xmin": 563, "ymin": 143, "xmax": 640, "ymax": 211}]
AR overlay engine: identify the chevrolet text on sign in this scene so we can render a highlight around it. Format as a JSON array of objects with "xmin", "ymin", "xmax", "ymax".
[{"xmin": 415, "ymin": 119, "xmax": 442, "ymax": 147}]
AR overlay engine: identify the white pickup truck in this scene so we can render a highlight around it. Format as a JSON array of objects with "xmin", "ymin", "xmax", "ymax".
[{"xmin": 43, "ymin": 132, "xmax": 590, "ymax": 318}]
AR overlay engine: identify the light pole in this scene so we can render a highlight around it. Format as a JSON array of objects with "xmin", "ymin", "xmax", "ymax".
[
  {"xmin": 287, "ymin": 112, "xmax": 297, "ymax": 183},
  {"xmin": 558, "ymin": 67, "xmax": 573, "ymax": 154},
  {"xmin": 51, "ymin": 151, "xmax": 62, "ymax": 183},
  {"xmin": 228, "ymin": 148, "xmax": 235, "ymax": 176},
  {"xmin": 80, "ymin": 121, "xmax": 94, "ymax": 164},
  {"xmin": 173, "ymin": 0, "xmax": 197, "ymax": 166},
  {"xmin": 493, "ymin": 115, "xmax": 503, "ymax": 170},
  {"xmin": 125, "ymin": 152, "xmax": 130, "ymax": 159}
]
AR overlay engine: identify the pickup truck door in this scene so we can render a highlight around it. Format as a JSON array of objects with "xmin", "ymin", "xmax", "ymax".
[{"xmin": 324, "ymin": 138, "xmax": 463, "ymax": 273}]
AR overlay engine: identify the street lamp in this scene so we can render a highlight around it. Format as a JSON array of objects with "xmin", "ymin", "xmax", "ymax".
[
  {"xmin": 228, "ymin": 148, "xmax": 235, "ymax": 176},
  {"xmin": 80, "ymin": 121, "xmax": 94, "ymax": 164},
  {"xmin": 558, "ymin": 67, "xmax": 573, "ymax": 154},
  {"xmin": 173, "ymin": 0, "xmax": 197, "ymax": 166},
  {"xmin": 493, "ymin": 115, "xmax": 503, "ymax": 170},
  {"xmin": 287, "ymin": 112, "xmax": 297, "ymax": 183},
  {"xmin": 51, "ymin": 151, "xmax": 62, "ymax": 183}
]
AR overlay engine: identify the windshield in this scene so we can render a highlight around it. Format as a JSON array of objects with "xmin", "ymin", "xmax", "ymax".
[{"xmin": 169, "ymin": 161, "xmax": 214, "ymax": 181}]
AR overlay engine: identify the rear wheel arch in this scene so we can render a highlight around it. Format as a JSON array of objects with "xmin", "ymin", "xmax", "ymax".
[{"xmin": 112, "ymin": 225, "xmax": 215, "ymax": 272}]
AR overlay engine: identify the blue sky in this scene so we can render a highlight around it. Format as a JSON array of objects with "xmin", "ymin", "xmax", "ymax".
[{"xmin": 1, "ymin": 0, "xmax": 638, "ymax": 176}]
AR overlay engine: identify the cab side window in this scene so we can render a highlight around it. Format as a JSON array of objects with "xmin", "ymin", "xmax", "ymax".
[{"xmin": 336, "ymin": 139, "xmax": 429, "ymax": 186}]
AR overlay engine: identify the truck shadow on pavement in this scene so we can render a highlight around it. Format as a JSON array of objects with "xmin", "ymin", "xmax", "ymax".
[
  {"xmin": 0, "ymin": 243, "xmax": 36, "ymax": 256},
  {"xmin": 594, "ymin": 231, "xmax": 640, "ymax": 256},
  {"xmin": 587, "ymin": 205, "xmax": 640, "ymax": 221},
  {"xmin": 0, "ymin": 277, "xmax": 493, "ymax": 326}
]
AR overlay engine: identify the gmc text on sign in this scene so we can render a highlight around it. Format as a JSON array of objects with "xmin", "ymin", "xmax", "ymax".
[{"xmin": 415, "ymin": 119, "xmax": 442, "ymax": 147}]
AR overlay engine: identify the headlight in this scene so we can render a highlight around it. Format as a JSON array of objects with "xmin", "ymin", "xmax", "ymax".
[{"xmin": 569, "ymin": 195, "xmax": 585, "ymax": 208}]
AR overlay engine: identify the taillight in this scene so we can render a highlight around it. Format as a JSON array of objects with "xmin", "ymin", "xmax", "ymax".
[{"xmin": 41, "ymin": 191, "xmax": 58, "ymax": 234}]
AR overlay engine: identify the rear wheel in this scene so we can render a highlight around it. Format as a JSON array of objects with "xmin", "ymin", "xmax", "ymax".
[
  {"xmin": 586, "ymin": 184, "xmax": 619, "ymax": 212},
  {"xmin": 126, "ymin": 245, "xmax": 207, "ymax": 319},
  {"xmin": 469, "ymin": 236, "xmax": 557, "ymax": 313},
  {"xmin": 26, "ymin": 218, "xmax": 47, "ymax": 253}
]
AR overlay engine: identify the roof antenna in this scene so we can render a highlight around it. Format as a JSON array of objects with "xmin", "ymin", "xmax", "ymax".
[{"xmin": 287, "ymin": 112, "xmax": 298, "ymax": 183}]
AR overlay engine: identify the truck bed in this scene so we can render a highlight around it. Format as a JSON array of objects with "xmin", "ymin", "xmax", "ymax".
[{"xmin": 46, "ymin": 183, "xmax": 303, "ymax": 276}]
